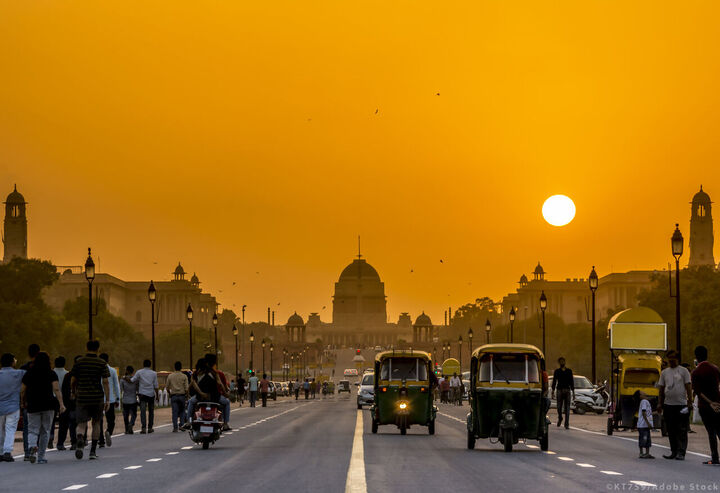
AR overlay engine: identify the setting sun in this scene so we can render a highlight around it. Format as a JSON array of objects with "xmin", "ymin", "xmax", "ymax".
[{"xmin": 542, "ymin": 195, "xmax": 576, "ymax": 227}]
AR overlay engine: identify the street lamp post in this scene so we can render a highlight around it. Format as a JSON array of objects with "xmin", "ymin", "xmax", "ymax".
[
  {"xmin": 458, "ymin": 335, "xmax": 463, "ymax": 370},
  {"xmin": 290, "ymin": 353, "xmax": 295, "ymax": 379},
  {"xmin": 467, "ymin": 328, "xmax": 473, "ymax": 363},
  {"xmin": 539, "ymin": 291, "xmax": 547, "ymax": 354},
  {"xmin": 283, "ymin": 349, "xmax": 287, "ymax": 380},
  {"xmin": 212, "ymin": 312, "xmax": 219, "ymax": 357},
  {"xmin": 262, "ymin": 339, "xmax": 266, "ymax": 374},
  {"xmin": 589, "ymin": 266, "xmax": 599, "ymax": 383},
  {"xmin": 148, "ymin": 281, "xmax": 157, "ymax": 370},
  {"xmin": 485, "ymin": 319, "xmax": 491, "ymax": 344},
  {"xmin": 671, "ymin": 224, "xmax": 684, "ymax": 360},
  {"xmin": 241, "ymin": 305, "xmax": 246, "ymax": 373},
  {"xmin": 249, "ymin": 331, "xmax": 255, "ymax": 373},
  {"xmin": 186, "ymin": 304, "xmax": 194, "ymax": 367},
  {"xmin": 232, "ymin": 324, "xmax": 239, "ymax": 382},
  {"xmin": 509, "ymin": 307, "xmax": 516, "ymax": 343},
  {"xmin": 84, "ymin": 248, "xmax": 95, "ymax": 340},
  {"xmin": 270, "ymin": 343, "xmax": 274, "ymax": 380}
]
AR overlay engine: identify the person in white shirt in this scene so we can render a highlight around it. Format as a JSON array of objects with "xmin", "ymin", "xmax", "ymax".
[
  {"xmin": 657, "ymin": 349, "xmax": 692, "ymax": 460},
  {"xmin": 131, "ymin": 360, "xmax": 158, "ymax": 433},
  {"xmin": 635, "ymin": 390, "xmax": 654, "ymax": 459},
  {"xmin": 449, "ymin": 373, "xmax": 462, "ymax": 405}
]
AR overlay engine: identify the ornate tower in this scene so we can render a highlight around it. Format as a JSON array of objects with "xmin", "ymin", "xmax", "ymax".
[
  {"xmin": 3, "ymin": 185, "xmax": 28, "ymax": 263},
  {"xmin": 688, "ymin": 186, "xmax": 715, "ymax": 267}
]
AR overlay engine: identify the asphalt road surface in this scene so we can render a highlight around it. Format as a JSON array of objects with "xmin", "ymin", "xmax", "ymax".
[{"xmin": 3, "ymin": 396, "xmax": 719, "ymax": 493}]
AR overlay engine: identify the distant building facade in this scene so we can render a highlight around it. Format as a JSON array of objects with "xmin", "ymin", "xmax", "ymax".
[{"xmin": 2, "ymin": 185, "xmax": 28, "ymax": 263}]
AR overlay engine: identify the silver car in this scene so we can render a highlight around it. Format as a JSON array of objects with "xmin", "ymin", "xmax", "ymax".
[{"xmin": 357, "ymin": 373, "xmax": 374, "ymax": 409}]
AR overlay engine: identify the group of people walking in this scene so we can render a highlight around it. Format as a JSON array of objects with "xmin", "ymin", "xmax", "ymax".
[{"xmin": 436, "ymin": 373, "xmax": 464, "ymax": 405}]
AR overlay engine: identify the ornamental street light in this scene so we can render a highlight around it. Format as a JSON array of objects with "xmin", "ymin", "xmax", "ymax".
[
  {"xmin": 509, "ymin": 307, "xmax": 516, "ymax": 343},
  {"xmin": 148, "ymin": 281, "xmax": 157, "ymax": 371},
  {"xmin": 84, "ymin": 248, "xmax": 95, "ymax": 341},
  {"xmin": 539, "ymin": 291, "xmax": 548, "ymax": 354},
  {"xmin": 468, "ymin": 327, "xmax": 473, "ymax": 362},
  {"xmin": 262, "ymin": 339, "xmax": 266, "ymax": 374},
  {"xmin": 232, "ymin": 324, "xmax": 239, "ymax": 382},
  {"xmin": 671, "ymin": 224, "xmax": 684, "ymax": 360},
  {"xmin": 249, "ymin": 331, "xmax": 255, "ymax": 373},
  {"xmin": 485, "ymin": 319, "xmax": 492, "ymax": 344},
  {"xmin": 589, "ymin": 266, "xmax": 599, "ymax": 383},
  {"xmin": 186, "ymin": 304, "xmax": 194, "ymax": 367},
  {"xmin": 212, "ymin": 312, "xmax": 219, "ymax": 357},
  {"xmin": 458, "ymin": 335, "xmax": 463, "ymax": 370},
  {"xmin": 270, "ymin": 343, "xmax": 274, "ymax": 380},
  {"xmin": 241, "ymin": 305, "xmax": 246, "ymax": 372}
]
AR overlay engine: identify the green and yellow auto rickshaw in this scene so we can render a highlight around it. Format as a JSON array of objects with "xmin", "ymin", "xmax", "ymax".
[
  {"xmin": 607, "ymin": 353, "xmax": 663, "ymax": 435},
  {"xmin": 467, "ymin": 344, "xmax": 549, "ymax": 452},
  {"xmin": 371, "ymin": 350, "xmax": 437, "ymax": 435}
]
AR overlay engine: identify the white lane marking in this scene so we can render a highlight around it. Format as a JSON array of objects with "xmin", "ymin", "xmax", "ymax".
[
  {"xmin": 569, "ymin": 425, "xmax": 711, "ymax": 459},
  {"xmin": 544, "ymin": 451, "xmax": 556, "ymax": 455},
  {"xmin": 601, "ymin": 471, "xmax": 623, "ymax": 476},
  {"xmin": 631, "ymin": 481, "xmax": 657, "ymax": 487},
  {"xmin": 62, "ymin": 485, "xmax": 88, "ymax": 491},
  {"xmin": 96, "ymin": 473, "xmax": 118, "ymax": 479},
  {"xmin": 181, "ymin": 446, "xmax": 193, "ymax": 450},
  {"xmin": 146, "ymin": 458, "xmax": 162, "ymax": 462},
  {"xmin": 557, "ymin": 456, "xmax": 574, "ymax": 461},
  {"xmin": 345, "ymin": 409, "xmax": 368, "ymax": 493},
  {"xmin": 576, "ymin": 463, "xmax": 595, "ymax": 468},
  {"xmin": 526, "ymin": 444, "xmax": 539, "ymax": 449},
  {"xmin": 437, "ymin": 412, "xmax": 465, "ymax": 424},
  {"xmin": 124, "ymin": 465, "xmax": 142, "ymax": 470},
  {"xmin": 166, "ymin": 452, "xmax": 179, "ymax": 455}
]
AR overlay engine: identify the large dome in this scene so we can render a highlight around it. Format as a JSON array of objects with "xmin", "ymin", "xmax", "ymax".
[
  {"xmin": 414, "ymin": 312, "xmax": 432, "ymax": 326},
  {"xmin": 693, "ymin": 186, "xmax": 711, "ymax": 203},
  {"xmin": 338, "ymin": 258, "xmax": 381, "ymax": 282},
  {"xmin": 286, "ymin": 312, "xmax": 305, "ymax": 326},
  {"xmin": 5, "ymin": 185, "xmax": 25, "ymax": 204}
]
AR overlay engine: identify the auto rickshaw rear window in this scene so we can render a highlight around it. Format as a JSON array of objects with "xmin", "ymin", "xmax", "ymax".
[
  {"xmin": 623, "ymin": 368, "xmax": 659, "ymax": 388},
  {"xmin": 478, "ymin": 354, "xmax": 540, "ymax": 383},
  {"xmin": 379, "ymin": 358, "xmax": 428, "ymax": 381}
]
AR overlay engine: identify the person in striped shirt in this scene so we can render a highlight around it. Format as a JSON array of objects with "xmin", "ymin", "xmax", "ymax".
[{"xmin": 70, "ymin": 340, "xmax": 109, "ymax": 461}]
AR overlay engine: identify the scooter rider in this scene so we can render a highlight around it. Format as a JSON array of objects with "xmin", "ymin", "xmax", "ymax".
[{"xmin": 182, "ymin": 359, "xmax": 222, "ymax": 430}]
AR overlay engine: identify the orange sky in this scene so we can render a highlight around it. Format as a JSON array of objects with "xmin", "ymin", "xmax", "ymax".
[{"xmin": 2, "ymin": 1, "xmax": 720, "ymax": 324}]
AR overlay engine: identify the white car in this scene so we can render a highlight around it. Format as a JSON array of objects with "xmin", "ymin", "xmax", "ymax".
[
  {"xmin": 549, "ymin": 375, "xmax": 604, "ymax": 414},
  {"xmin": 357, "ymin": 373, "xmax": 374, "ymax": 409}
]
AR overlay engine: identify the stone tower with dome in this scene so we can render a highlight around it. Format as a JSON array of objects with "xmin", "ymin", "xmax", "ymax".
[
  {"xmin": 3, "ymin": 185, "xmax": 28, "ymax": 263},
  {"xmin": 688, "ymin": 186, "xmax": 715, "ymax": 268}
]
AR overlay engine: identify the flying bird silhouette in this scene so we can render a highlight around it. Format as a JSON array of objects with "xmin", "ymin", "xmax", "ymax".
[
  {"xmin": 436, "ymin": 92, "xmax": 440, "ymax": 96},
  {"xmin": 439, "ymin": 259, "xmax": 444, "ymax": 263},
  {"xmin": 374, "ymin": 108, "xmax": 379, "ymax": 114},
  {"xmin": 410, "ymin": 269, "xmax": 414, "ymax": 273},
  {"xmin": 232, "ymin": 282, "xmax": 236, "ymax": 285}
]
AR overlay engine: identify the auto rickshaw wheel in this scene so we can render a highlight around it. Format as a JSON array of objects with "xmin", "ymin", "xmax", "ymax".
[
  {"xmin": 467, "ymin": 431, "xmax": 475, "ymax": 450},
  {"xmin": 502, "ymin": 429, "xmax": 513, "ymax": 452},
  {"xmin": 371, "ymin": 419, "xmax": 378, "ymax": 434},
  {"xmin": 202, "ymin": 439, "xmax": 210, "ymax": 450},
  {"xmin": 540, "ymin": 433, "xmax": 548, "ymax": 451},
  {"xmin": 606, "ymin": 417, "xmax": 614, "ymax": 436},
  {"xmin": 428, "ymin": 420, "xmax": 435, "ymax": 435}
]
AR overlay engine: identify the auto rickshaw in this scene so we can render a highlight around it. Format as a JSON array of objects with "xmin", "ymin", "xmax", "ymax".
[
  {"xmin": 370, "ymin": 350, "xmax": 437, "ymax": 435},
  {"xmin": 607, "ymin": 353, "xmax": 663, "ymax": 435},
  {"xmin": 466, "ymin": 344, "xmax": 549, "ymax": 452}
]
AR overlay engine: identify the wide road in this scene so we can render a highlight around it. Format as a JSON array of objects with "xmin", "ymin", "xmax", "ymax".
[{"xmin": 3, "ymin": 395, "xmax": 718, "ymax": 493}]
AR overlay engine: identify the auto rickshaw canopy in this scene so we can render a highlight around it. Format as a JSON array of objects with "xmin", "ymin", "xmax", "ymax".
[
  {"xmin": 472, "ymin": 344, "xmax": 545, "ymax": 389},
  {"xmin": 375, "ymin": 350, "xmax": 432, "ymax": 384},
  {"xmin": 374, "ymin": 350, "xmax": 432, "ymax": 363},
  {"xmin": 472, "ymin": 343, "xmax": 545, "ymax": 360}
]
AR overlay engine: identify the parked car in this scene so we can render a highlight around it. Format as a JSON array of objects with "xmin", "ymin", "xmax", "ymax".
[
  {"xmin": 266, "ymin": 381, "xmax": 277, "ymax": 400},
  {"xmin": 338, "ymin": 380, "xmax": 352, "ymax": 393},
  {"xmin": 549, "ymin": 375, "xmax": 605, "ymax": 413},
  {"xmin": 357, "ymin": 372, "xmax": 374, "ymax": 409}
]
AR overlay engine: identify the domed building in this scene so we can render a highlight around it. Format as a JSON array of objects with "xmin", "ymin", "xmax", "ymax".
[{"xmin": 3, "ymin": 185, "xmax": 28, "ymax": 263}]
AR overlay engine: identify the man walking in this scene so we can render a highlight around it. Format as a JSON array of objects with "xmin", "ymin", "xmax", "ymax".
[
  {"xmin": 20, "ymin": 343, "xmax": 40, "ymax": 460},
  {"xmin": 58, "ymin": 355, "xmax": 81, "ymax": 450},
  {"xmin": 552, "ymin": 357, "xmax": 575, "ymax": 429},
  {"xmin": 260, "ymin": 373, "xmax": 270, "ymax": 407},
  {"xmin": 98, "ymin": 353, "xmax": 120, "ymax": 447},
  {"xmin": 0, "ymin": 353, "xmax": 25, "ymax": 462},
  {"xmin": 47, "ymin": 356, "xmax": 67, "ymax": 449},
  {"xmin": 691, "ymin": 345, "xmax": 720, "ymax": 465},
  {"xmin": 237, "ymin": 374, "xmax": 246, "ymax": 406},
  {"xmin": 131, "ymin": 359, "xmax": 158, "ymax": 434},
  {"xmin": 248, "ymin": 371, "xmax": 258, "ymax": 408},
  {"xmin": 658, "ymin": 349, "xmax": 692, "ymax": 460},
  {"xmin": 166, "ymin": 361, "xmax": 189, "ymax": 432},
  {"xmin": 120, "ymin": 366, "xmax": 138, "ymax": 434},
  {"xmin": 449, "ymin": 373, "xmax": 462, "ymax": 406},
  {"xmin": 71, "ymin": 340, "xmax": 110, "ymax": 460}
]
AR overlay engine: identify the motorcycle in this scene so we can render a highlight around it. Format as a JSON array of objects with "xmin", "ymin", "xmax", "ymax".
[
  {"xmin": 573, "ymin": 381, "xmax": 609, "ymax": 415},
  {"xmin": 189, "ymin": 402, "xmax": 223, "ymax": 449}
]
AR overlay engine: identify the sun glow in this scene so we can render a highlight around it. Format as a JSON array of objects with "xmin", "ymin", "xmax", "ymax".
[{"xmin": 542, "ymin": 195, "xmax": 576, "ymax": 227}]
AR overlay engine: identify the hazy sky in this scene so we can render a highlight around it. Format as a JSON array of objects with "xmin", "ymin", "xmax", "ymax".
[{"xmin": 2, "ymin": 2, "xmax": 719, "ymax": 324}]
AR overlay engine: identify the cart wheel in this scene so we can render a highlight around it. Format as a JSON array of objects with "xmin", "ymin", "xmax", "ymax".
[
  {"xmin": 540, "ymin": 433, "xmax": 549, "ymax": 451},
  {"xmin": 428, "ymin": 420, "xmax": 435, "ymax": 435},
  {"xmin": 371, "ymin": 419, "xmax": 378, "ymax": 434},
  {"xmin": 467, "ymin": 430, "xmax": 476, "ymax": 450},
  {"xmin": 503, "ymin": 429, "xmax": 513, "ymax": 452},
  {"xmin": 606, "ymin": 417, "xmax": 613, "ymax": 436},
  {"xmin": 202, "ymin": 439, "xmax": 210, "ymax": 450}
]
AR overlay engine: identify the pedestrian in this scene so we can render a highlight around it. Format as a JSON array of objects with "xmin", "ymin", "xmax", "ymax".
[
  {"xmin": 58, "ymin": 355, "xmax": 81, "ymax": 450},
  {"xmin": 237, "ymin": 374, "xmax": 246, "ymax": 406},
  {"xmin": 166, "ymin": 361, "xmax": 189, "ymax": 432},
  {"xmin": 71, "ymin": 340, "xmax": 110, "ymax": 460},
  {"xmin": 120, "ymin": 366, "xmax": 138, "ymax": 434},
  {"xmin": 635, "ymin": 390, "xmax": 654, "ymax": 459},
  {"xmin": 21, "ymin": 352, "xmax": 66, "ymax": 464},
  {"xmin": 303, "ymin": 378, "xmax": 310, "ymax": 400},
  {"xmin": 131, "ymin": 359, "xmax": 158, "ymax": 434},
  {"xmin": 20, "ymin": 343, "xmax": 40, "ymax": 460},
  {"xmin": 47, "ymin": 356, "xmax": 67, "ymax": 449},
  {"xmin": 97, "ymin": 353, "xmax": 120, "ymax": 448},
  {"xmin": 310, "ymin": 379, "xmax": 316, "ymax": 399},
  {"xmin": 294, "ymin": 379, "xmax": 300, "ymax": 400},
  {"xmin": 204, "ymin": 354, "xmax": 231, "ymax": 431},
  {"xmin": 552, "ymin": 357, "xmax": 575, "ymax": 429},
  {"xmin": 440, "ymin": 375, "xmax": 450, "ymax": 404},
  {"xmin": 260, "ymin": 373, "xmax": 270, "ymax": 407},
  {"xmin": 657, "ymin": 349, "xmax": 692, "ymax": 460},
  {"xmin": 0, "ymin": 353, "xmax": 25, "ymax": 462},
  {"xmin": 450, "ymin": 373, "xmax": 462, "ymax": 405},
  {"xmin": 690, "ymin": 345, "xmax": 720, "ymax": 465},
  {"xmin": 248, "ymin": 371, "xmax": 259, "ymax": 407}
]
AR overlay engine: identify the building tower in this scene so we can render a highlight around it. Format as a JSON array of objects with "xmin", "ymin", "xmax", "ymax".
[
  {"xmin": 688, "ymin": 186, "xmax": 715, "ymax": 267},
  {"xmin": 3, "ymin": 185, "xmax": 28, "ymax": 263}
]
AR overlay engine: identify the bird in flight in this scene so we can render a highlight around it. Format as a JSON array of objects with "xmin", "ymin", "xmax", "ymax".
[
  {"xmin": 232, "ymin": 282, "xmax": 236, "ymax": 285},
  {"xmin": 322, "ymin": 306, "xmax": 326, "ymax": 309},
  {"xmin": 439, "ymin": 259, "xmax": 444, "ymax": 263},
  {"xmin": 374, "ymin": 108, "xmax": 379, "ymax": 114},
  {"xmin": 256, "ymin": 272, "xmax": 260, "ymax": 274},
  {"xmin": 410, "ymin": 269, "xmax": 414, "ymax": 273},
  {"xmin": 436, "ymin": 92, "xmax": 440, "ymax": 96}
]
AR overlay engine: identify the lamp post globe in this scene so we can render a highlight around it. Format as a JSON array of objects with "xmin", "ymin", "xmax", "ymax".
[
  {"xmin": 539, "ymin": 291, "xmax": 547, "ymax": 354},
  {"xmin": 186, "ymin": 303, "xmax": 194, "ymax": 368},
  {"xmin": 458, "ymin": 335, "xmax": 463, "ymax": 370},
  {"xmin": 249, "ymin": 331, "xmax": 255, "ymax": 373},
  {"xmin": 509, "ymin": 306, "xmax": 516, "ymax": 343},
  {"xmin": 232, "ymin": 324, "xmax": 239, "ymax": 381},
  {"xmin": 485, "ymin": 318, "xmax": 492, "ymax": 344},
  {"xmin": 468, "ymin": 327, "xmax": 473, "ymax": 363}
]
